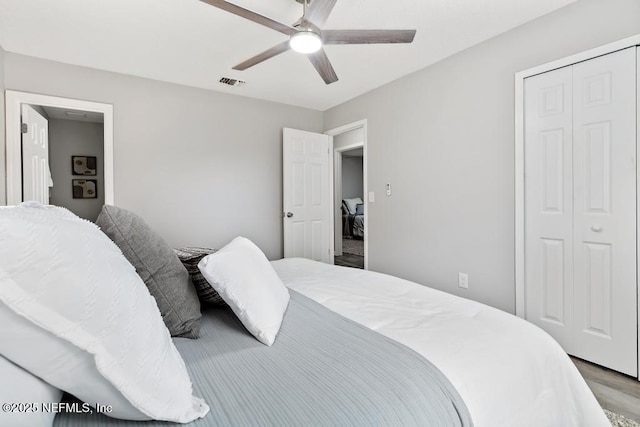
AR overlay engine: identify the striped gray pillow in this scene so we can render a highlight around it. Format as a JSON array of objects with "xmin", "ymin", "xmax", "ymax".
[{"xmin": 174, "ymin": 247, "xmax": 226, "ymax": 306}]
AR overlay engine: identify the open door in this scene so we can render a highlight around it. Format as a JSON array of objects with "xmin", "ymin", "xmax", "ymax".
[
  {"xmin": 282, "ymin": 128, "xmax": 332, "ymax": 263},
  {"xmin": 21, "ymin": 105, "xmax": 51, "ymax": 204}
]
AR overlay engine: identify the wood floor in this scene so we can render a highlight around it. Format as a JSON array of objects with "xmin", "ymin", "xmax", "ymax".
[
  {"xmin": 335, "ymin": 237, "xmax": 364, "ymax": 269},
  {"xmin": 334, "ymin": 253, "xmax": 364, "ymax": 269},
  {"xmin": 572, "ymin": 357, "xmax": 640, "ymax": 422}
]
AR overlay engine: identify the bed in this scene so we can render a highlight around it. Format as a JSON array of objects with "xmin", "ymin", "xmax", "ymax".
[
  {"xmin": 0, "ymin": 204, "xmax": 609, "ymax": 427},
  {"xmin": 273, "ymin": 258, "xmax": 609, "ymax": 427},
  {"xmin": 51, "ymin": 258, "xmax": 608, "ymax": 427},
  {"xmin": 342, "ymin": 198, "xmax": 364, "ymax": 238}
]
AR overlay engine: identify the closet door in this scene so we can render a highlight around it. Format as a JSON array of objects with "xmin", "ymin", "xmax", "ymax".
[
  {"xmin": 524, "ymin": 66, "xmax": 575, "ymax": 352},
  {"xmin": 572, "ymin": 47, "xmax": 637, "ymax": 376},
  {"xmin": 524, "ymin": 47, "xmax": 638, "ymax": 376}
]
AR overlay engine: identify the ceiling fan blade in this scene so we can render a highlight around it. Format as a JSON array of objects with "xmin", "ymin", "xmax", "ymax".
[
  {"xmin": 322, "ymin": 29, "xmax": 416, "ymax": 44},
  {"xmin": 307, "ymin": 48, "xmax": 338, "ymax": 85},
  {"xmin": 303, "ymin": 0, "xmax": 337, "ymax": 28},
  {"xmin": 199, "ymin": 0, "xmax": 296, "ymax": 36},
  {"xmin": 232, "ymin": 41, "xmax": 291, "ymax": 71}
]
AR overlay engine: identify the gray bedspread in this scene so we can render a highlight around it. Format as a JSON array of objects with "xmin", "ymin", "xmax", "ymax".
[{"xmin": 54, "ymin": 291, "xmax": 472, "ymax": 426}]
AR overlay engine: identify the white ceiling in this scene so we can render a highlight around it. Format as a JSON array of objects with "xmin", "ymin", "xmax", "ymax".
[
  {"xmin": 41, "ymin": 106, "xmax": 104, "ymax": 123},
  {"xmin": 344, "ymin": 147, "xmax": 363, "ymax": 158},
  {"xmin": 0, "ymin": 0, "xmax": 575, "ymax": 111}
]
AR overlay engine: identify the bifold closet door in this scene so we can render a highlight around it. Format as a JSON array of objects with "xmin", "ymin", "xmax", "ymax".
[
  {"xmin": 524, "ymin": 65, "xmax": 575, "ymax": 353},
  {"xmin": 572, "ymin": 47, "xmax": 637, "ymax": 376},
  {"xmin": 524, "ymin": 47, "xmax": 637, "ymax": 376}
]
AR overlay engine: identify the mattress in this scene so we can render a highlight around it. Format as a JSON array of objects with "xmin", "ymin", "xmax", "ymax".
[
  {"xmin": 272, "ymin": 258, "xmax": 609, "ymax": 427},
  {"xmin": 54, "ymin": 290, "xmax": 471, "ymax": 426}
]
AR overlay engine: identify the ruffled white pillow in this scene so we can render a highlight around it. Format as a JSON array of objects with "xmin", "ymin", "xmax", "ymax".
[
  {"xmin": 0, "ymin": 203, "xmax": 209, "ymax": 422},
  {"xmin": 0, "ymin": 355, "xmax": 62, "ymax": 427},
  {"xmin": 198, "ymin": 237, "xmax": 290, "ymax": 346}
]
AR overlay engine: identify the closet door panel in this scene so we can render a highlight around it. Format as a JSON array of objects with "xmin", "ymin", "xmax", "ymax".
[
  {"xmin": 524, "ymin": 66, "xmax": 575, "ymax": 352},
  {"xmin": 573, "ymin": 47, "xmax": 637, "ymax": 376}
]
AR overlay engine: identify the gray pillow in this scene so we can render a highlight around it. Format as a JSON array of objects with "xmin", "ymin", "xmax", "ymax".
[
  {"xmin": 96, "ymin": 205, "xmax": 201, "ymax": 338},
  {"xmin": 174, "ymin": 247, "xmax": 226, "ymax": 306}
]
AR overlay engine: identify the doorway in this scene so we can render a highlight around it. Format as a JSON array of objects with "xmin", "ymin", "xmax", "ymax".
[
  {"xmin": 5, "ymin": 91, "xmax": 114, "ymax": 216},
  {"xmin": 325, "ymin": 120, "xmax": 368, "ymax": 270},
  {"xmin": 44, "ymin": 105, "xmax": 105, "ymax": 221},
  {"xmin": 334, "ymin": 146, "xmax": 364, "ymax": 268}
]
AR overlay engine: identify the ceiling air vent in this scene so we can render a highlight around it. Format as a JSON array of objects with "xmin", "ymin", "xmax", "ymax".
[{"xmin": 219, "ymin": 77, "xmax": 246, "ymax": 87}]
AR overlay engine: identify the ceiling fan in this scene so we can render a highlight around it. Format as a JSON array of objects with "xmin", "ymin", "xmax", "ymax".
[{"xmin": 199, "ymin": 0, "xmax": 417, "ymax": 84}]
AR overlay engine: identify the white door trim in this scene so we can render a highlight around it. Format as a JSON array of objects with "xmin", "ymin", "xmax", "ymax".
[
  {"xmin": 636, "ymin": 46, "xmax": 640, "ymax": 381},
  {"xmin": 334, "ymin": 150, "xmax": 343, "ymax": 257},
  {"xmin": 5, "ymin": 90, "xmax": 114, "ymax": 206},
  {"xmin": 515, "ymin": 35, "xmax": 640, "ymax": 377},
  {"xmin": 325, "ymin": 119, "xmax": 368, "ymax": 270}
]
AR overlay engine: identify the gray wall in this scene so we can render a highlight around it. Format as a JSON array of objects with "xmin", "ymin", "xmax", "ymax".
[
  {"xmin": 2, "ymin": 53, "xmax": 323, "ymax": 259},
  {"xmin": 2, "ymin": 0, "xmax": 639, "ymax": 310},
  {"xmin": 323, "ymin": 0, "xmax": 640, "ymax": 313},
  {"xmin": 49, "ymin": 119, "xmax": 105, "ymax": 221},
  {"xmin": 342, "ymin": 156, "xmax": 363, "ymax": 200},
  {"xmin": 0, "ymin": 46, "xmax": 5, "ymax": 205},
  {"xmin": 334, "ymin": 127, "xmax": 364, "ymax": 150}
]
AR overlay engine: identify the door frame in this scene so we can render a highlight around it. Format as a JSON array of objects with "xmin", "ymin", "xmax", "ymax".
[
  {"xmin": 514, "ymin": 34, "xmax": 640, "ymax": 377},
  {"xmin": 325, "ymin": 119, "xmax": 368, "ymax": 270},
  {"xmin": 5, "ymin": 90, "xmax": 114, "ymax": 206}
]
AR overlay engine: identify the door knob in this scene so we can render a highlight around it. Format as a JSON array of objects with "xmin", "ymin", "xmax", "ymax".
[
  {"xmin": 286, "ymin": 212, "xmax": 293, "ymax": 218},
  {"xmin": 591, "ymin": 225, "xmax": 602, "ymax": 232}
]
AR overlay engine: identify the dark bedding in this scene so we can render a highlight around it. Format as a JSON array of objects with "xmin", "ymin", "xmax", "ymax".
[
  {"xmin": 54, "ymin": 291, "xmax": 472, "ymax": 426},
  {"xmin": 342, "ymin": 213, "xmax": 364, "ymax": 238}
]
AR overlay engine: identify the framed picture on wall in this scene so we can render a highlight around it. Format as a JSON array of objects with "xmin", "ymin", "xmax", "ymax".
[
  {"xmin": 72, "ymin": 156, "xmax": 97, "ymax": 176},
  {"xmin": 72, "ymin": 179, "xmax": 98, "ymax": 199}
]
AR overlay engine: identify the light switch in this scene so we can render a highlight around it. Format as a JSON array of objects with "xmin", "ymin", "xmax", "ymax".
[{"xmin": 368, "ymin": 191, "xmax": 375, "ymax": 203}]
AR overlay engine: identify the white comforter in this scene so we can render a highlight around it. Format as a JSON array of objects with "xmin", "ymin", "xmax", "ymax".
[{"xmin": 271, "ymin": 258, "xmax": 609, "ymax": 427}]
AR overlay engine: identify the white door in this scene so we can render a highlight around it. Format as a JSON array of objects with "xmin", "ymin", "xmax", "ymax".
[
  {"xmin": 21, "ymin": 105, "xmax": 50, "ymax": 204},
  {"xmin": 572, "ymin": 47, "xmax": 637, "ymax": 375},
  {"xmin": 283, "ymin": 128, "xmax": 332, "ymax": 263},
  {"xmin": 524, "ymin": 48, "xmax": 637, "ymax": 376},
  {"xmin": 524, "ymin": 65, "xmax": 575, "ymax": 352}
]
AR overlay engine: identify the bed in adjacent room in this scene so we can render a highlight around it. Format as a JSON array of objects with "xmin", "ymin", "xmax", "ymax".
[{"xmin": 342, "ymin": 197, "xmax": 364, "ymax": 239}]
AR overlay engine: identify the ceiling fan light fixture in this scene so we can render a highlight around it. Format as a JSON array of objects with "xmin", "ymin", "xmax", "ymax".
[{"xmin": 290, "ymin": 31, "xmax": 322, "ymax": 54}]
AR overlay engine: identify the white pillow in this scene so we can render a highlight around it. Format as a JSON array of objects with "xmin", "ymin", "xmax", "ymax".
[
  {"xmin": 198, "ymin": 237, "xmax": 290, "ymax": 346},
  {"xmin": 344, "ymin": 197, "xmax": 363, "ymax": 214},
  {"xmin": 0, "ymin": 203, "xmax": 209, "ymax": 423},
  {"xmin": 0, "ymin": 355, "xmax": 62, "ymax": 427}
]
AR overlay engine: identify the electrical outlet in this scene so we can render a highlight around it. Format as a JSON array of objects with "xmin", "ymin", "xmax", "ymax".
[{"xmin": 458, "ymin": 273, "xmax": 469, "ymax": 289}]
